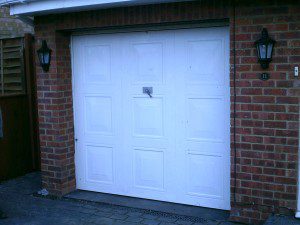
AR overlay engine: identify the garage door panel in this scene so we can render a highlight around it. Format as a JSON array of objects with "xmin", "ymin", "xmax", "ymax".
[
  {"xmin": 133, "ymin": 148, "xmax": 164, "ymax": 191},
  {"xmin": 186, "ymin": 151, "xmax": 223, "ymax": 198},
  {"xmin": 85, "ymin": 145, "xmax": 114, "ymax": 184},
  {"xmin": 132, "ymin": 42, "xmax": 164, "ymax": 84},
  {"xmin": 84, "ymin": 44, "xmax": 112, "ymax": 84},
  {"xmin": 131, "ymin": 141, "xmax": 169, "ymax": 151},
  {"xmin": 80, "ymin": 84, "xmax": 118, "ymax": 94},
  {"xmin": 186, "ymin": 97, "xmax": 225, "ymax": 142},
  {"xmin": 84, "ymin": 96, "xmax": 113, "ymax": 135},
  {"xmin": 74, "ymin": 33, "xmax": 123, "ymax": 194},
  {"xmin": 122, "ymin": 31, "xmax": 175, "ymax": 202},
  {"xmin": 185, "ymin": 87, "xmax": 225, "ymax": 96},
  {"xmin": 186, "ymin": 142, "xmax": 226, "ymax": 155},
  {"xmin": 173, "ymin": 27, "xmax": 230, "ymax": 210},
  {"xmin": 82, "ymin": 35, "xmax": 122, "ymax": 89},
  {"xmin": 133, "ymin": 97, "xmax": 164, "ymax": 138},
  {"xmin": 125, "ymin": 32, "xmax": 172, "ymax": 85},
  {"xmin": 186, "ymin": 39, "xmax": 224, "ymax": 85}
]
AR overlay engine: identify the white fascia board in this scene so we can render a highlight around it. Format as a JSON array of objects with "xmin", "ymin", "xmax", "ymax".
[
  {"xmin": 0, "ymin": 0, "xmax": 22, "ymax": 5},
  {"xmin": 0, "ymin": 0, "xmax": 38, "ymax": 6},
  {"xmin": 10, "ymin": 0, "xmax": 184, "ymax": 16}
]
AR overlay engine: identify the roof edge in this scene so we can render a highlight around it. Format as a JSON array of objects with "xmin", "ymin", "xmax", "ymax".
[
  {"xmin": 0, "ymin": 0, "xmax": 39, "ymax": 6},
  {"xmin": 4, "ymin": 0, "xmax": 185, "ymax": 16}
]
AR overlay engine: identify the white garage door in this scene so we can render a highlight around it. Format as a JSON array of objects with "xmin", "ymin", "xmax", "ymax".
[{"xmin": 72, "ymin": 27, "xmax": 230, "ymax": 210}]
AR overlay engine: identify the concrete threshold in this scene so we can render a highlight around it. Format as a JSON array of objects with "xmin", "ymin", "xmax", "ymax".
[{"xmin": 65, "ymin": 190, "xmax": 230, "ymax": 221}]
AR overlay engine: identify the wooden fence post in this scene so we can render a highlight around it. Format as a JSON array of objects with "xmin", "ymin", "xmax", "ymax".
[{"xmin": 24, "ymin": 33, "xmax": 40, "ymax": 170}]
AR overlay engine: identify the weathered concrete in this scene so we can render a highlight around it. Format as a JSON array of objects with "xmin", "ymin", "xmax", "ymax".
[
  {"xmin": 0, "ymin": 172, "xmax": 239, "ymax": 225},
  {"xmin": 66, "ymin": 190, "xmax": 229, "ymax": 221}
]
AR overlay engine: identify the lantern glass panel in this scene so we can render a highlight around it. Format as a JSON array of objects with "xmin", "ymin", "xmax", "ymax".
[
  {"xmin": 259, "ymin": 44, "xmax": 267, "ymax": 59},
  {"xmin": 43, "ymin": 52, "xmax": 50, "ymax": 64},
  {"xmin": 38, "ymin": 52, "xmax": 44, "ymax": 64},
  {"xmin": 267, "ymin": 43, "xmax": 273, "ymax": 59}
]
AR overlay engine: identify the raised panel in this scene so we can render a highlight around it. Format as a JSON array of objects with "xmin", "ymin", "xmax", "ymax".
[
  {"xmin": 134, "ymin": 148, "xmax": 164, "ymax": 190},
  {"xmin": 133, "ymin": 97, "xmax": 164, "ymax": 137},
  {"xmin": 132, "ymin": 43, "xmax": 163, "ymax": 83},
  {"xmin": 187, "ymin": 98, "xmax": 224, "ymax": 142},
  {"xmin": 85, "ymin": 96, "xmax": 112, "ymax": 134},
  {"xmin": 187, "ymin": 152, "xmax": 222, "ymax": 198},
  {"xmin": 86, "ymin": 145, "xmax": 114, "ymax": 184},
  {"xmin": 84, "ymin": 45, "xmax": 111, "ymax": 83},
  {"xmin": 187, "ymin": 40, "xmax": 223, "ymax": 84}
]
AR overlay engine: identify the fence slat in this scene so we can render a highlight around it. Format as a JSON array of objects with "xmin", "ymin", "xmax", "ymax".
[{"xmin": 0, "ymin": 37, "xmax": 25, "ymax": 95}]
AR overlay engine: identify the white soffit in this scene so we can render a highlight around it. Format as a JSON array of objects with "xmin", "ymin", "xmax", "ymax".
[{"xmin": 7, "ymin": 0, "xmax": 188, "ymax": 16}]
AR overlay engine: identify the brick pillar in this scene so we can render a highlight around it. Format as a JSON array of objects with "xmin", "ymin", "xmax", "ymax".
[{"xmin": 35, "ymin": 22, "xmax": 75, "ymax": 196}]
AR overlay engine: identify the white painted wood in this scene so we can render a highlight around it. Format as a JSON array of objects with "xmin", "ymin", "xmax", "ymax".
[
  {"xmin": 0, "ymin": 0, "xmax": 38, "ymax": 7},
  {"xmin": 173, "ymin": 28, "xmax": 230, "ymax": 210},
  {"xmin": 72, "ymin": 34, "xmax": 124, "ymax": 195},
  {"xmin": 8, "ymin": 0, "xmax": 186, "ymax": 16},
  {"xmin": 72, "ymin": 27, "xmax": 230, "ymax": 210}
]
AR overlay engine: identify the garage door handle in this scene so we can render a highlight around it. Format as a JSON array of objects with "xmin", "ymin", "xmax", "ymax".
[
  {"xmin": 145, "ymin": 90, "xmax": 152, "ymax": 98},
  {"xmin": 143, "ymin": 87, "xmax": 153, "ymax": 98}
]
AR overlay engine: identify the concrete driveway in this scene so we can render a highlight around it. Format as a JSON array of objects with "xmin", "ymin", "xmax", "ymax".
[{"xmin": 0, "ymin": 173, "xmax": 239, "ymax": 225}]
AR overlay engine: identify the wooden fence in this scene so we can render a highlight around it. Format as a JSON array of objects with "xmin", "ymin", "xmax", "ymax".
[{"xmin": 0, "ymin": 34, "xmax": 39, "ymax": 181}]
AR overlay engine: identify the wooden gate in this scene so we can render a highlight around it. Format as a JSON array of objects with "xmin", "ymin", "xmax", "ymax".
[{"xmin": 0, "ymin": 34, "xmax": 39, "ymax": 181}]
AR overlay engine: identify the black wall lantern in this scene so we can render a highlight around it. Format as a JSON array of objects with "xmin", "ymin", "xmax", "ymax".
[
  {"xmin": 37, "ymin": 40, "xmax": 52, "ymax": 72},
  {"xmin": 255, "ymin": 28, "xmax": 276, "ymax": 70}
]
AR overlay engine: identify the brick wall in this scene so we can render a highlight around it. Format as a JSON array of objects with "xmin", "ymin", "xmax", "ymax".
[
  {"xmin": 34, "ymin": 0, "xmax": 230, "ymax": 198},
  {"xmin": 34, "ymin": 0, "xmax": 299, "ymax": 224},
  {"xmin": 230, "ymin": 2, "xmax": 299, "ymax": 223},
  {"xmin": 0, "ymin": 6, "xmax": 33, "ymax": 38},
  {"xmin": 35, "ymin": 29, "xmax": 75, "ymax": 196}
]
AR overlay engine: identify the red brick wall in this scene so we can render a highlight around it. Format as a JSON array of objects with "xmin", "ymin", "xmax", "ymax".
[
  {"xmin": 230, "ymin": 2, "xmax": 300, "ymax": 223},
  {"xmin": 34, "ymin": 0, "xmax": 299, "ymax": 223},
  {"xmin": 35, "ymin": 27, "xmax": 75, "ymax": 195}
]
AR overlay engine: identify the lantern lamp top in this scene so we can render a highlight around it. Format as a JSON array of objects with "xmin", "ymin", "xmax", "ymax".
[
  {"xmin": 255, "ymin": 28, "xmax": 276, "ymax": 46},
  {"xmin": 37, "ymin": 40, "xmax": 52, "ymax": 54}
]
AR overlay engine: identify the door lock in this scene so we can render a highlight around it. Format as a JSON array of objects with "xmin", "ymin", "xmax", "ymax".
[{"xmin": 143, "ymin": 87, "xmax": 153, "ymax": 98}]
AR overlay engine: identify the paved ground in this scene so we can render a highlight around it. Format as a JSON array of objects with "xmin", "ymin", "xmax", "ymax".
[
  {"xmin": 0, "ymin": 173, "xmax": 238, "ymax": 225},
  {"xmin": 264, "ymin": 215, "xmax": 300, "ymax": 225}
]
